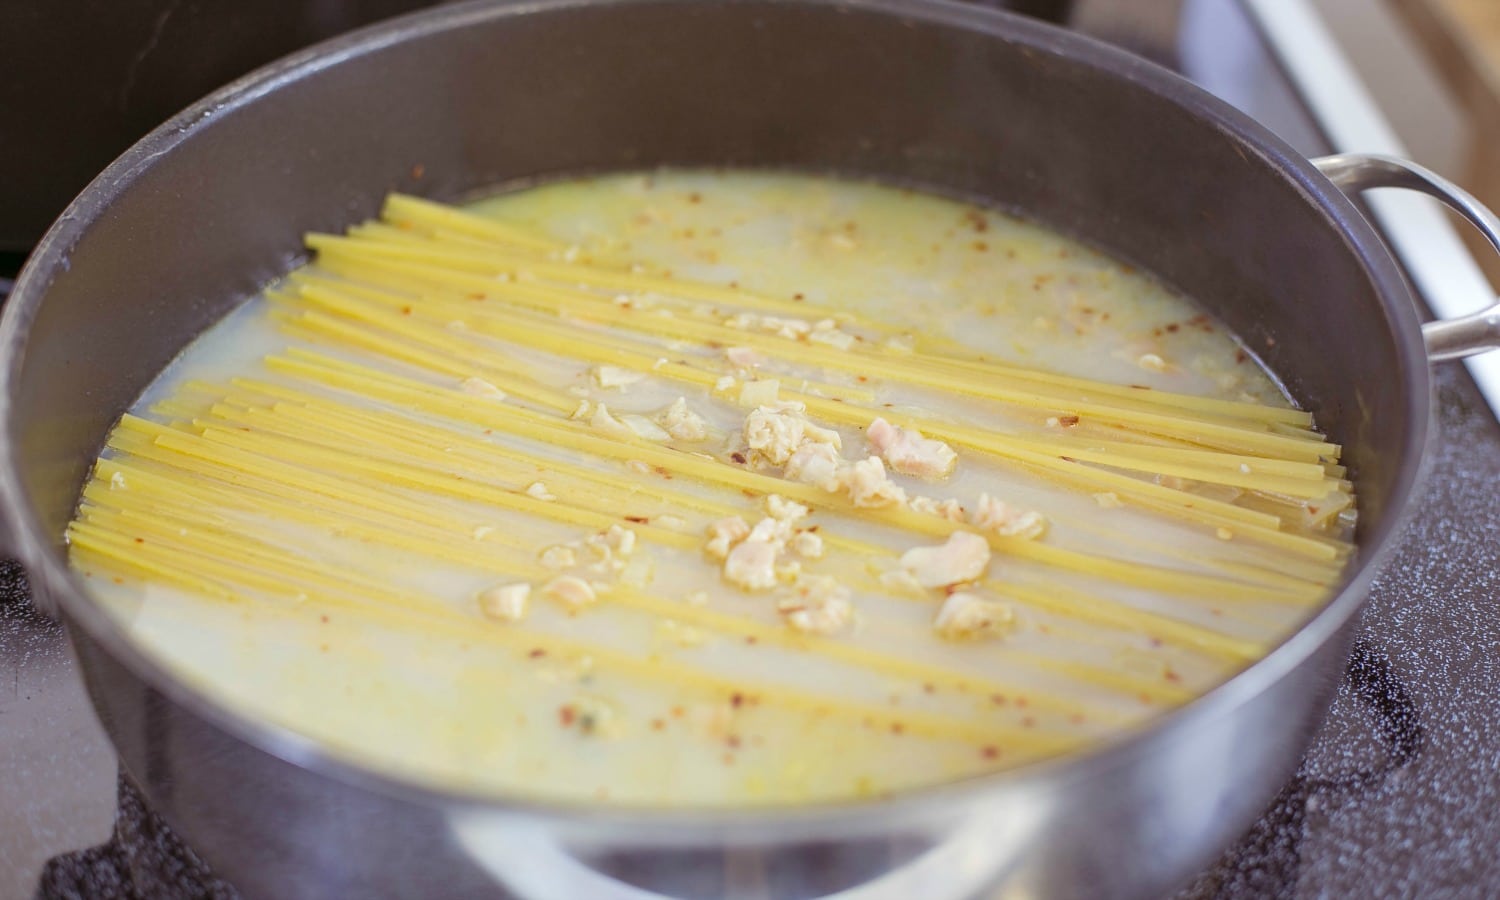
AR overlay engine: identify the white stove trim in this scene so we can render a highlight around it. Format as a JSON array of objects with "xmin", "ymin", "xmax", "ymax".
[{"xmin": 1242, "ymin": 0, "xmax": 1500, "ymax": 418}]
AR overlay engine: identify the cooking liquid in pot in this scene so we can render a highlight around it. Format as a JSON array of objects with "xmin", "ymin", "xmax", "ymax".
[{"xmin": 68, "ymin": 171, "xmax": 1354, "ymax": 806}]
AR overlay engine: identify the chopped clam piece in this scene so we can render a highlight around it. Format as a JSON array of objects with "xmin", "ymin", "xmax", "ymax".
[
  {"xmin": 657, "ymin": 397, "xmax": 709, "ymax": 441},
  {"xmin": 621, "ymin": 414, "xmax": 671, "ymax": 441},
  {"xmin": 477, "ymin": 583, "xmax": 530, "ymax": 622},
  {"xmin": 910, "ymin": 495, "xmax": 966, "ymax": 522},
  {"xmin": 866, "ymin": 417, "xmax": 957, "ymax": 481},
  {"xmin": 705, "ymin": 516, "xmax": 751, "ymax": 560},
  {"xmin": 739, "ymin": 379, "xmax": 781, "ymax": 408},
  {"xmin": 723, "ymin": 538, "xmax": 779, "ymax": 591},
  {"xmin": 542, "ymin": 575, "xmax": 598, "ymax": 610},
  {"xmin": 808, "ymin": 320, "xmax": 855, "ymax": 350},
  {"xmin": 833, "ymin": 456, "xmax": 907, "ymax": 508},
  {"xmin": 878, "ymin": 569, "xmax": 929, "ymax": 599},
  {"xmin": 724, "ymin": 346, "xmax": 763, "ymax": 368},
  {"xmin": 591, "ymin": 365, "xmax": 647, "ymax": 389},
  {"xmin": 778, "ymin": 575, "xmax": 853, "ymax": 634},
  {"xmin": 539, "ymin": 545, "xmax": 577, "ymax": 569},
  {"xmin": 765, "ymin": 494, "xmax": 809, "ymax": 524},
  {"xmin": 460, "ymin": 377, "xmax": 507, "ymax": 399},
  {"xmin": 899, "ymin": 531, "xmax": 992, "ymax": 588},
  {"xmin": 590, "ymin": 403, "xmax": 635, "ymax": 440},
  {"xmin": 743, "ymin": 405, "xmax": 839, "ymax": 465},
  {"xmin": 790, "ymin": 530, "xmax": 824, "ymax": 559},
  {"xmin": 971, "ymin": 493, "xmax": 1046, "ymax": 539},
  {"xmin": 933, "ymin": 592, "xmax": 1015, "ymax": 640},
  {"xmin": 602, "ymin": 524, "xmax": 637, "ymax": 556},
  {"xmin": 785, "ymin": 442, "xmax": 843, "ymax": 486},
  {"xmin": 746, "ymin": 514, "xmax": 797, "ymax": 549}
]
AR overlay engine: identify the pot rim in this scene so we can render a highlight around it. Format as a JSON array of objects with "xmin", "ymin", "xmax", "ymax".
[{"xmin": 0, "ymin": 0, "xmax": 1432, "ymax": 835}]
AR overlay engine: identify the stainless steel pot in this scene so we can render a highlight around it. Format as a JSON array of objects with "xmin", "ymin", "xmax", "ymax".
[{"xmin": 3, "ymin": 2, "xmax": 1499, "ymax": 898}]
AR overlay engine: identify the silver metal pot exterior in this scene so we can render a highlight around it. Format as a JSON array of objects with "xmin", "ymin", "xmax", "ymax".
[
  {"xmin": 48, "ymin": 570, "xmax": 1365, "ymax": 900},
  {"xmin": 0, "ymin": 1, "xmax": 1446, "ymax": 898}
]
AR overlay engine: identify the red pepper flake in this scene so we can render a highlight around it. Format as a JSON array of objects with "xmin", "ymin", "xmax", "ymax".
[
  {"xmin": 527, "ymin": 648, "xmax": 547, "ymax": 659},
  {"xmin": 889, "ymin": 722, "xmax": 906, "ymax": 735},
  {"xmin": 1235, "ymin": 349, "xmax": 1248, "ymax": 364},
  {"xmin": 1058, "ymin": 415, "xmax": 1080, "ymax": 427},
  {"xmin": 1166, "ymin": 323, "xmax": 1180, "ymax": 333},
  {"xmin": 133, "ymin": 536, "xmax": 144, "ymax": 543},
  {"xmin": 744, "ymin": 636, "xmax": 758, "ymax": 645},
  {"xmin": 654, "ymin": 465, "xmax": 674, "ymax": 480},
  {"xmin": 411, "ymin": 163, "xmax": 425, "ymax": 179},
  {"xmin": 1070, "ymin": 713, "xmax": 1087, "ymax": 725},
  {"xmin": 727, "ymin": 734, "xmax": 742, "ymax": 748},
  {"xmin": 112, "ymin": 577, "xmax": 124, "ymax": 585},
  {"xmin": 1021, "ymin": 716, "xmax": 1036, "ymax": 728},
  {"xmin": 319, "ymin": 615, "xmax": 330, "ymax": 624},
  {"xmin": 651, "ymin": 719, "xmax": 666, "ymax": 731},
  {"xmin": 922, "ymin": 683, "xmax": 936, "ymax": 694},
  {"xmin": 625, "ymin": 515, "xmax": 649, "ymax": 524},
  {"xmin": 730, "ymin": 452, "xmax": 747, "ymax": 464},
  {"xmin": 559, "ymin": 705, "xmax": 577, "ymax": 727},
  {"xmin": 793, "ymin": 293, "xmax": 805, "ymax": 301},
  {"xmin": 671, "ymin": 706, "xmax": 685, "ymax": 718},
  {"xmin": 722, "ymin": 753, "xmax": 736, "ymax": 765},
  {"xmin": 980, "ymin": 746, "xmax": 1000, "ymax": 760},
  {"xmin": 688, "ymin": 192, "xmax": 702, "ymax": 204},
  {"xmin": 1015, "ymin": 697, "xmax": 1029, "ymax": 709},
  {"xmin": 990, "ymin": 693, "xmax": 1007, "ymax": 706},
  {"xmin": 400, "ymin": 306, "xmax": 413, "ymax": 316},
  {"xmin": 730, "ymin": 692, "xmax": 745, "ymax": 708},
  {"xmin": 1147, "ymin": 637, "xmax": 1163, "ymax": 648},
  {"xmin": 972, "ymin": 241, "xmax": 988, "ymax": 252},
  {"xmin": 856, "ymin": 375, "xmax": 869, "ymax": 383},
  {"xmin": 1165, "ymin": 669, "xmax": 1182, "ymax": 684}
]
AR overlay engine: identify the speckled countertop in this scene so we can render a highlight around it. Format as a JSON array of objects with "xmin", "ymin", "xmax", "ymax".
[{"xmin": 1181, "ymin": 361, "xmax": 1500, "ymax": 898}]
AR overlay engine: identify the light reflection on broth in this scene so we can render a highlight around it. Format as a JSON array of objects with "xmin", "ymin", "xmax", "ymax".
[{"xmin": 67, "ymin": 171, "xmax": 1354, "ymax": 806}]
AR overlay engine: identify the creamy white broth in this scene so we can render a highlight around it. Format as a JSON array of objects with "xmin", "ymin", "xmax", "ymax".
[{"xmin": 71, "ymin": 171, "xmax": 1351, "ymax": 806}]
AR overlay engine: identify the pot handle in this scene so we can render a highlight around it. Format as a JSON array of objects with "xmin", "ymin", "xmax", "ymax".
[{"xmin": 1313, "ymin": 154, "xmax": 1500, "ymax": 362}]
